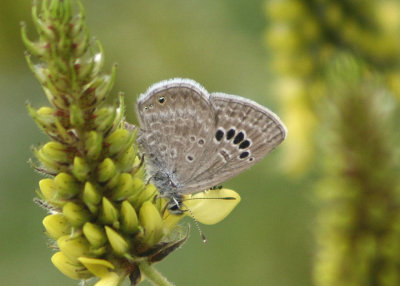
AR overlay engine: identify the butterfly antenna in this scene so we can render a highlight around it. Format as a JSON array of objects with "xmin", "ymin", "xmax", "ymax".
[
  {"xmin": 182, "ymin": 203, "xmax": 207, "ymax": 243},
  {"xmin": 180, "ymin": 195, "xmax": 237, "ymax": 243},
  {"xmin": 185, "ymin": 196, "xmax": 237, "ymax": 201}
]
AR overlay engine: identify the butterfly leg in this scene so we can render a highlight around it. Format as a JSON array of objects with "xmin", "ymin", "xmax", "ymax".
[
  {"xmin": 209, "ymin": 185, "xmax": 223, "ymax": 190},
  {"xmin": 137, "ymin": 153, "xmax": 145, "ymax": 169},
  {"xmin": 123, "ymin": 121, "xmax": 137, "ymax": 132}
]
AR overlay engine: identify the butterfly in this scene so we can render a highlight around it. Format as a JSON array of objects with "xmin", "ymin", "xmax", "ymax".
[{"xmin": 134, "ymin": 78, "xmax": 287, "ymax": 213}]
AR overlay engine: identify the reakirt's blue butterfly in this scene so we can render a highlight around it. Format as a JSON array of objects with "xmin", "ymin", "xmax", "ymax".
[{"xmin": 133, "ymin": 78, "xmax": 287, "ymax": 213}]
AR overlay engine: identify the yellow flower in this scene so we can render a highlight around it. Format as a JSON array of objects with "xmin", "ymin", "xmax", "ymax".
[
  {"xmin": 79, "ymin": 257, "xmax": 122, "ymax": 286},
  {"xmin": 183, "ymin": 188, "xmax": 241, "ymax": 225}
]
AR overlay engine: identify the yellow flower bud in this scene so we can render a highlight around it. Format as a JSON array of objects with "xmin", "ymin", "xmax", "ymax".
[
  {"xmin": 95, "ymin": 272, "xmax": 121, "ymax": 286},
  {"xmin": 105, "ymin": 173, "xmax": 121, "ymax": 190},
  {"xmin": 72, "ymin": 156, "xmax": 90, "ymax": 182},
  {"xmin": 51, "ymin": 252, "xmax": 92, "ymax": 280},
  {"xmin": 100, "ymin": 197, "xmax": 119, "ymax": 226},
  {"xmin": 27, "ymin": 105, "xmax": 56, "ymax": 132},
  {"xmin": 57, "ymin": 235, "xmax": 91, "ymax": 264},
  {"xmin": 132, "ymin": 177, "xmax": 145, "ymax": 192},
  {"xmin": 42, "ymin": 142, "xmax": 70, "ymax": 162},
  {"xmin": 120, "ymin": 200, "xmax": 139, "ymax": 234},
  {"xmin": 86, "ymin": 203, "xmax": 99, "ymax": 214},
  {"xmin": 111, "ymin": 173, "xmax": 135, "ymax": 201},
  {"xmin": 94, "ymin": 68, "xmax": 116, "ymax": 104},
  {"xmin": 35, "ymin": 141, "xmax": 70, "ymax": 170},
  {"xmin": 43, "ymin": 214, "xmax": 71, "ymax": 239},
  {"xmin": 139, "ymin": 201, "xmax": 163, "ymax": 246},
  {"xmin": 105, "ymin": 226, "xmax": 129, "ymax": 256},
  {"xmin": 83, "ymin": 222, "xmax": 107, "ymax": 248},
  {"xmin": 94, "ymin": 272, "xmax": 122, "ymax": 286},
  {"xmin": 105, "ymin": 129, "xmax": 133, "ymax": 155},
  {"xmin": 35, "ymin": 113, "xmax": 54, "ymax": 132},
  {"xmin": 91, "ymin": 245, "xmax": 107, "ymax": 256},
  {"xmin": 94, "ymin": 107, "xmax": 116, "ymax": 132},
  {"xmin": 70, "ymin": 104, "xmax": 84, "ymax": 127},
  {"xmin": 97, "ymin": 158, "xmax": 116, "ymax": 183},
  {"xmin": 39, "ymin": 178, "xmax": 57, "ymax": 201},
  {"xmin": 78, "ymin": 257, "xmax": 115, "ymax": 278},
  {"xmin": 42, "ymin": 86, "xmax": 59, "ymax": 109},
  {"xmin": 54, "ymin": 172, "xmax": 81, "ymax": 199},
  {"xmin": 54, "ymin": 117, "xmax": 71, "ymax": 143},
  {"xmin": 82, "ymin": 182, "xmax": 102, "ymax": 206},
  {"xmin": 85, "ymin": 131, "xmax": 103, "ymax": 160},
  {"xmin": 129, "ymin": 184, "xmax": 157, "ymax": 210},
  {"xmin": 76, "ymin": 57, "xmax": 94, "ymax": 79},
  {"xmin": 36, "ymin": 106, "xmax": 54, "ymax": 116},
  {"xmin": 63, "ymin": 202, "xmax": 91, "ymax": 227},
  {"xmin": 117, "ymin": 146, "xmax": 137, "ymax": 172}
]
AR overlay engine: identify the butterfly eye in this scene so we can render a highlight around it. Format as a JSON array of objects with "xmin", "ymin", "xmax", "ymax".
[
  {"xmin": 167, "ymin": 199, "xmax": 184, "ymax": 215},
  {"xmin": 158, "ymin": 96, "xmax": 166, "ymax": 104},
  {"xmin": 169, "ymin": 204, "xmax": 179, "ymax": 211},
  {"xmin": 144, "ymin": 106, "xmax": 148, "ymax": 110}
]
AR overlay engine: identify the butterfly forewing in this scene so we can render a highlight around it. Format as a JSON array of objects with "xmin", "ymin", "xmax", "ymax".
[
  {"xmin": 137, "ymin": 80, "xmax": 215, "ymax": 185},
  {"xmin": 180, "ymin": 92, "xmax": 287, "ymax": 193}
]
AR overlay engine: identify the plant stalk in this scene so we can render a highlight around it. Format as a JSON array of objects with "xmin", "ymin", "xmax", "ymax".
[{"xmin": 138, "ymin": 261, "xmax": 174, "ymax": 286}]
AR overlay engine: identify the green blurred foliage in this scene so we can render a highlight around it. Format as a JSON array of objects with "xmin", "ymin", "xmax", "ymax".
[
  {"xmin": 0, "ymin": 1, "xmax": 313, "ymax": 286},
  {"xmin": 264, "ymin": 0, "xmax": 400, "ymax": 285},
  {"xmin": 265, "ymin": 0, "xmax": 400, "ymax": 175},
  {"xmin": 314, "ymin": 55, "xmax": 400, "ymax": 286}
]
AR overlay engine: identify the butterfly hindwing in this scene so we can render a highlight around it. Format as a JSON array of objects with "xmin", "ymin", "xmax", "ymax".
[{"xmin": 181, "ymin": 92, "xmax": 287, "ymax": 193}]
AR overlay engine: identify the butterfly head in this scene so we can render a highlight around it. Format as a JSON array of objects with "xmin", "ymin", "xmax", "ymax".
[{"xmin": 165, "ymin": 196, "xmax": 185, "ymax": 215}]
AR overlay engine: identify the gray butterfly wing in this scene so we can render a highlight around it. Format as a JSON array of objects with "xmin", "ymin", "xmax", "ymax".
[
  {"xmin": 136, "ymin": 79, "xmax": 215, "ymax": 184},
  {"xmin": 180, "ymin": 92, "xmax": 287, "ymax": 193}
]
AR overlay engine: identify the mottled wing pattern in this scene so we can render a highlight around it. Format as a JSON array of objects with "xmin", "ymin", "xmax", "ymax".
[
  {"xmin": 181, "ymin": 92, "xmax": 287, "ymax": 193},
  {"xmin": 136, "ymin": 79, "xmax": 215, "ymax": 184}
]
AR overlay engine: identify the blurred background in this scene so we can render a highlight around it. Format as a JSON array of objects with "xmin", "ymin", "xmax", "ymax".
[{"xmin": 1, "ymin": 0, "xmax": 399, "ymax": 286}]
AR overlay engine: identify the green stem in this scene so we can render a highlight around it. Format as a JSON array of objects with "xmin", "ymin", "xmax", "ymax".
[{"xmin": 138, "ymin": 261, "xmax": 174, "ymax": 286}]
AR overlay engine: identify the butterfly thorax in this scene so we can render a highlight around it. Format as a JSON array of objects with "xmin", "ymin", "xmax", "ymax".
[
  {"xmin": 152, "ymin": 170, "xmax": 180, "ymax": 195},
  {"xmin": 151, "ymin": 170, "xmax": 186, "ymax": 215}
]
